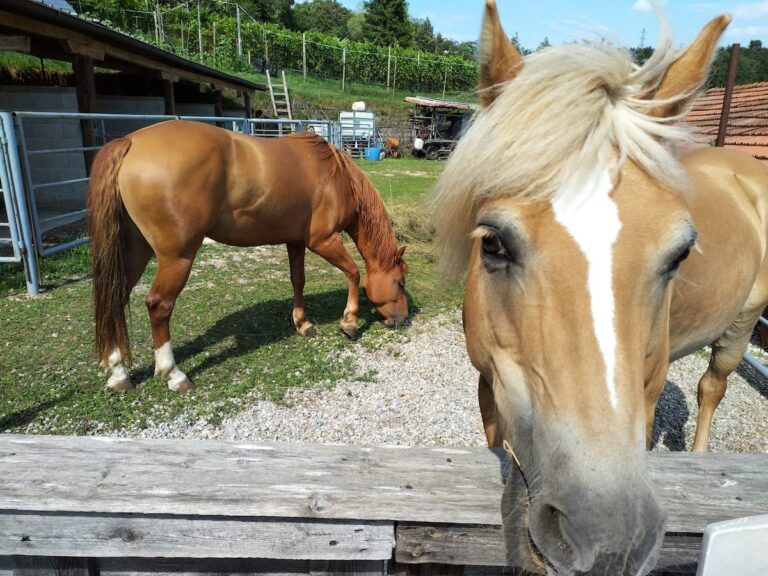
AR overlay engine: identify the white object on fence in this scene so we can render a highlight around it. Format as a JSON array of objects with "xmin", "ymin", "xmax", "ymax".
[
  {"xmin": 413, "ymin": 138, "xmax": 424, "ymax": 151},
  {"xmin": 351, "ymin": 101, "xmax": 366, "ymax": 112},
  {"xmin": 697, "ymin": 514, "xmax": 768, "ymax": 576}
]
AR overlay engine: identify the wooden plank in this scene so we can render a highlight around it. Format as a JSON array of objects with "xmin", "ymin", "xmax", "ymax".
[
  {"xmin": 12, "ymin": 557, "xmax": 93, "ymax": 576},
  {"xmin": 1, "ymin": 436, "xmax": 767, "ymax": 532},
  {"xmin": 62, "ymin": 39, "xmax": 105, "ymax": 60},
  {"xmin": 0, "ymin": 36, "xmax": 31, "ymax": 53},
  {"xmin": 395, "ymin": 525, "xmax": 701, "ymax": 572},
  {"xmin": 97, "ymin": 558, "xmax": 313, "ymax": 576},
  {"xmin": 0, "ymin": 557, "xmax": 12, "ymax": 576},
  {"xmin": 0, "ymin": 436, "xmax": 504, "ymax": 526},
  {"xmin": 0, "ymin": 514, "xmax": 392, "ymax": 560}
]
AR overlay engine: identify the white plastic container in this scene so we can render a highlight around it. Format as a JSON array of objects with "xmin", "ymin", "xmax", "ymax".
[{"xmin": 697, "ymin": 514, "xmax": 768, "ymax": 575}]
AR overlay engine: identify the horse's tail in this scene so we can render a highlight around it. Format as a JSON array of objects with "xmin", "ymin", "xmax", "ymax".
[{"xmin": 87, "ymin": 137, "xmax": 133, "ymax": 366}]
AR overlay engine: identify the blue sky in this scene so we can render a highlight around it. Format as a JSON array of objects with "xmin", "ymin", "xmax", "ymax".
[{"xmin": 311, "ymin": 1, "xmax": 767, "ymax": 50}]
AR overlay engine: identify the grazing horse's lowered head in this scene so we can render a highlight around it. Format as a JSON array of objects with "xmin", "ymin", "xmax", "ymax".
[{"xmin": 432, "ymin": 1, "xmax": 732, "ymax": 574}]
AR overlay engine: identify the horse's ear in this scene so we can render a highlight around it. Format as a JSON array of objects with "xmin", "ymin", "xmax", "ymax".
[
  {"xmin": 397, "ymin": 245, "xmax": 407, "ymax": 260},
  {"xmin": 479, "ymin": 0, "xmax": 523, "ymax": 108},
  {"xmin": 647, "ymin": 14, "xmax": 731, "ymax": 118}
]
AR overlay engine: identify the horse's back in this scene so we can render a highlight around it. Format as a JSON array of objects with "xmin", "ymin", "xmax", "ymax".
[{"xmin": 669, "ymin": 146, "xmax": 768, "ymax": 358}]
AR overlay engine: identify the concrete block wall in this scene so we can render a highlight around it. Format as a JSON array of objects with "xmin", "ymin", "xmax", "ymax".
[
  {"xmin": 0, "ymin": 86, "xmax": 87, "ymax": 216},
  {"xmin": 97, "ymin": 96, "xmax": 164, "ymax": 139}
]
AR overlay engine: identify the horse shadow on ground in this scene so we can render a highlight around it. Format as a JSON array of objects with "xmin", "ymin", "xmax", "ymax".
[
  {"xmin": 0, "ymin": 388, "xmax": 77, "ymax": 431},
  {"xmin": 129, "ymin": 287, "xmax": 418, "ymax": 385},
  {"xmin": 651, "ymin": 379, "xmax": 690, "ymax": 451}
]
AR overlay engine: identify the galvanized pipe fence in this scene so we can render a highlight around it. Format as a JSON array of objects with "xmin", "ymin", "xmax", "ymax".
[{"xmin": 0, "ymin": 111, "xmax": 341, "ymax": 295}]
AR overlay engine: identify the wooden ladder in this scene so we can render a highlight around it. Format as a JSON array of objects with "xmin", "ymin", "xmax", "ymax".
[{"xmin": 267, "ymin": 69, "xmax": 293, "ymax": 120}]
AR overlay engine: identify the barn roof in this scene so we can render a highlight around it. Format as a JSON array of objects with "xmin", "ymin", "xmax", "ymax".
[
  {"xmin": 684, "ymin": 82, "xmax": 768, "ymax": 163},
  {"xmin": 1, "ymin": 0, "xmax": 263, "ymax": 93}
]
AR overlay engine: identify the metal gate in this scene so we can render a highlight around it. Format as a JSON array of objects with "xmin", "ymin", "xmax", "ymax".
[{"xmin": 0, "ymin": 111, "xmax": 341, "ymax": 295}]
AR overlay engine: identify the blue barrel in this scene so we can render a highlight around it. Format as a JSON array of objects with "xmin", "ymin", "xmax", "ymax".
[{"xmin": 364, "ymin": 147, "xmax": 381, "ymax": 161}]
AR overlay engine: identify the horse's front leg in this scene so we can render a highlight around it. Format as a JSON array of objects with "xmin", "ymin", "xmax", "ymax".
[
  {"xmin": 309, "ymin": 233, "xmax": 360, "ymax": 339},
  {"xmin": 287, "ymin": 243, "xmax": 316, "ymax": 337}
]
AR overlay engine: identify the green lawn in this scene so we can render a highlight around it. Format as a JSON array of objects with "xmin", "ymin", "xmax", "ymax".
[{"xmin": 0, "ymin": 158, "xmax": 461, "ymax": 435}]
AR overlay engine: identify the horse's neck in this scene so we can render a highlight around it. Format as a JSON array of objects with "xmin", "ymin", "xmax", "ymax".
[{"xmin": 344, "ymin": 197, "xmax": 396, "ymax": 274}]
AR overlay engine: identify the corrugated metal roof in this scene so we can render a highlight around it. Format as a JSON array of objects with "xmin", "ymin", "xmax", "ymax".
[
  {"xmin": 34, "ymin": 0, "xmax": 77, "ymax": 14},
  {"xmin": 684, "ymin": 82, "xmax": 768, "ymax": 163}
]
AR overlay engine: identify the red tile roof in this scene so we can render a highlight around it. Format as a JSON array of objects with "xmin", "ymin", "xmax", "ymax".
[{"xmin": 684, "ymin": 82, "xmax": 768, "ymax": 163}]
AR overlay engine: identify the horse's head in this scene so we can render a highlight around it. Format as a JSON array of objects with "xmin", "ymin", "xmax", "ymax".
[
  {"xmin": 433, "ymin": 2, "xmax": 730, "ymax": 573},
  {"xmin": 364, "ymin": 245, "xmax": 409, "ymax": 327}
]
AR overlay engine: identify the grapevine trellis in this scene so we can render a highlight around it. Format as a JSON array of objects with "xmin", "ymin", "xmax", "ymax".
[{"xmin": 81, "ymin": 2, "xmax": 478, "ymax": 94}]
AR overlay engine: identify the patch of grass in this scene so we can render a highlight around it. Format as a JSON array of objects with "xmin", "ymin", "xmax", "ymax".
[
  {"xmin": 241, "ymin": 70, "xmax": 477, "ymax": 119},
  {"xmin": 0, "ymin": 160, "xmax": 463, "ymax": 435}
]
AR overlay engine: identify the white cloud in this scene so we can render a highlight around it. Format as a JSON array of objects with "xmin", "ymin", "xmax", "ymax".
[
  {"xmin": 733, "ymin": 2, "xmax": 768, "ymax": 19},
  {"xmin": 726, "ymin": 25, "xmax": 768, "ymax": 36},
  {"xmin": 632, "ymin": 0, "xmax": 667, "ymax": 12}
]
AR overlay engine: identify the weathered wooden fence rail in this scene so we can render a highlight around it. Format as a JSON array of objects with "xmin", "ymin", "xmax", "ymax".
[{"xmin": 1, "ymin": 435, "xmax": 767, "ymax": 576}]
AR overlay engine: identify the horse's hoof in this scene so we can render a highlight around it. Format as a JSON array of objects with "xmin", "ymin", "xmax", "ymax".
[
  {"xmin": 297, "ymin": 323, "xmax": 317, "ymax": 337},
  {"xmin": 168, "ymin": 377, "xmax": 195, "ymax": 393},
  {"xmin": 106, "ymin": 375, "xmax": 135, "ymax": 392},
  {"xmin": 340, "ymin": 324, "xmax": 357, "ymax": 339}
]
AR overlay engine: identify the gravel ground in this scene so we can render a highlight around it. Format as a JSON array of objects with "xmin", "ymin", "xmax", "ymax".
[{"xmin": 117, "ymin": 310, "xmax": 768, "ymax": 453}]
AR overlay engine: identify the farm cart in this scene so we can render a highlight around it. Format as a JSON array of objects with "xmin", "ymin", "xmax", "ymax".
[{"xmin": 406, "ymin": 96, "xmax": 477, "ymax": 160}]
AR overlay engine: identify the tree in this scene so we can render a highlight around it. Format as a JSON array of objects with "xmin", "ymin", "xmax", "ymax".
[
  {"xmin": 536, "ymin": 37, "xmax": 550, "ymax": 51},
  {"xmin": 708, "ymin": 40, "xmax": 768, "ymax": 86},
  {"xmin": 362, "ymin": 0, "xmax": 413, "ymax": 47},
  {"xmin": 346, "ymin": 12, "xmax": 365, "ymax": 41},
  {"xmin": 295, "ymin": 0, "xmax": 351, "ymax": 38},
  {"xmin": 412, "ymin": 17, "xmax": 436, "ymax": 53}
]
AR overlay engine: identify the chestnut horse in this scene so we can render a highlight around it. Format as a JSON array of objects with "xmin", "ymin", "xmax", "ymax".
[
  {"xmin": 432, "ymin": 2, "xmax": 768, "ymax": 574},
  {"xmin": 88, "ymin": 121, "xmax": 408, "ymax": 392}
]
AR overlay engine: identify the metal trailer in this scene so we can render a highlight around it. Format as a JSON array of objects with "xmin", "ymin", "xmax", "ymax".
[
  {"xmin": 0, "ymin": 112, "xmax": 341, "ymax": 295},
  {"xmin": 405, "ymin": 96, "xmax": 478, "ymax": 161}
]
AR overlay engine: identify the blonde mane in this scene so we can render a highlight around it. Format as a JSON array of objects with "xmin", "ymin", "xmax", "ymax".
[{"xmin": 431, "ymin": 21, "xmax": 703, "ymax": 281}]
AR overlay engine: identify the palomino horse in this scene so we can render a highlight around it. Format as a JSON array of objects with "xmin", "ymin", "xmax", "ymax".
[
  {"xmin": 432, "ymin": 1, "xmax": 768, "ymax": 573},
  {"xmin": 88, "ymin": 121, "xmax": 408, "ymax": 392}
]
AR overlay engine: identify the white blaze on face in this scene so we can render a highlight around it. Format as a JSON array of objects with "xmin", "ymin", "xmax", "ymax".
[{"xmin": 552, "ymin": 169, "xmax": 622, "ymax": 410}]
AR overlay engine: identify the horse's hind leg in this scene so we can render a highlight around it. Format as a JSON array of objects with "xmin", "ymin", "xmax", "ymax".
[
  {"xmin": 105, "ymin": 220, "xmax": 152, "ymax": 392},
  {"xmin": 146, "ymin": 253, "xmax": 196, "ymax": 392},
  {"xmin": 287, "ymin": 243, "xmax": 316, "ymax": 337},
  {"xmin": 692, "ymin": 305, "xmax": 764, "ymax": 451}
]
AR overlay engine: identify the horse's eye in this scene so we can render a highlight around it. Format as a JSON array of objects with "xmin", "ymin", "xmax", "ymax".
[{"xmin": 481, "ymin": 232, "xmax": 507, "ymax": 258}]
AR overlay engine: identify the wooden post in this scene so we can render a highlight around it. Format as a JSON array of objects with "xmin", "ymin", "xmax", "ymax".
[
  {"xmin": 392, "ymin": 56, "xmax": 397, "ymax": 96},
  {"xmin": 73, "ymin": 55, "xmax": 97, "ymax": 171},
  {"xmin": 214, "ymin": 88, "xmax": 224, "ymax": 127},
  {"xmin": 302, "ymin": 32, "xmax": 307, "ymax": 80},
  {"xmin": 236, "ymin": 3, "xmax": 242, "ymax": 57},
  {"xmin": 244, "ymin": 91, "xmax": 252, "ymax": 119},
  {"xmin": 342, "ymin": 47, "xmax": 347, "ymax": 92},
  {"xmin": 162, "ymin": 79, "xmax": 176, "ymax": 116},
  {"xmin": 387, "ymin": 45, "xmax": 391, "ymax": 91},
  {"xmin": 197, "ymin": 0, "xmax": 202, "ymax": 58},
  {"xmin": 715, "ymin": 43, "xmax": 740, "ymax": 148},
  {"xmin": 442, "ymin": 66, "xmax": 448, "ymax": 98}
]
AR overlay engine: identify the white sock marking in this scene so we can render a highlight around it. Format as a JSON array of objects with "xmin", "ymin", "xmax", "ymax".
[
  {"xmin": 107, "ymin": 347, "xmax": 129, "ymax": 388},
  {"xmin": 154, "ymin": 341, "xmax": 190, "ymax": 391},
  {"xmin": 552, "ymin": 169, "xmax": 622, "ymax": 409}
]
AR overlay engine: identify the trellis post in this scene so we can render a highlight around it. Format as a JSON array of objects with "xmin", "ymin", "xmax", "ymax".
[
  {"xmin": 303, "ymin": 33, "xmax": 307, "ymax": 79},
  {"xmin": 342, "ymin": 47, "xmax": 347, "ymax": 92},
  {"xmin": 387, "ymin": 45, "xmax": 391, "ymax": 91}
]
